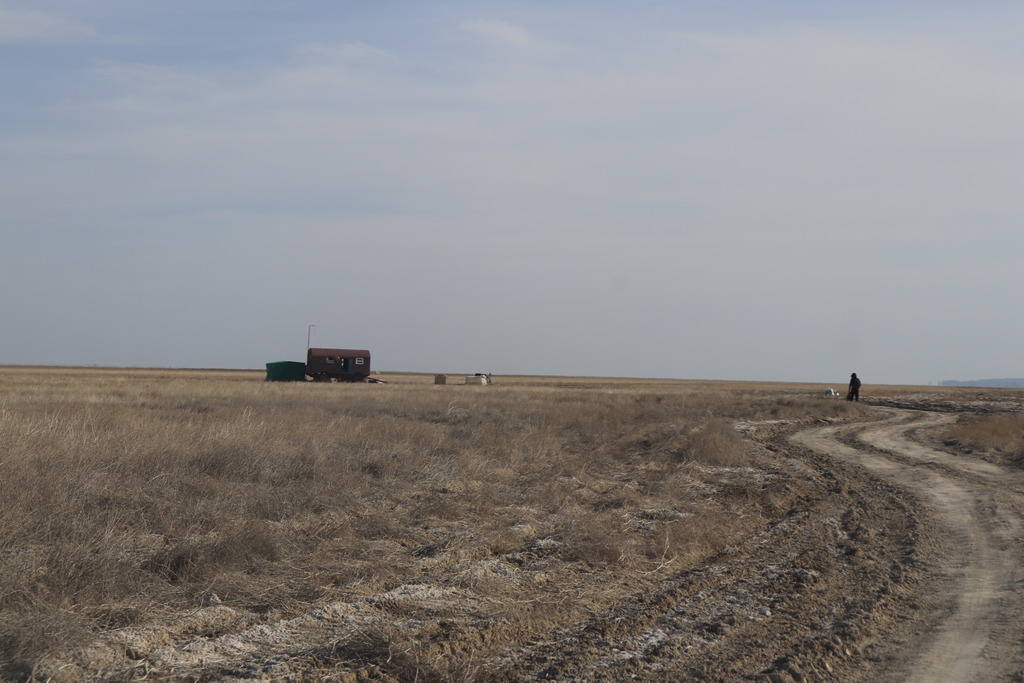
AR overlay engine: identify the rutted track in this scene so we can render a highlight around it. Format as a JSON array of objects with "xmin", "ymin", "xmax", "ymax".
[
  {"xmin": 793, "ymin": 408, "xmax": 1024, "ymax": 681},
  {"xmin": 39, "ymin": 407, "xmax": 1024, "ymax": 681}
]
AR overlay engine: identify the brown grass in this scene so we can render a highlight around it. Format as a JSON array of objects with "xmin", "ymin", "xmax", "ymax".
[
  {"xmin": 0, "ymin": 367, "xmax": 875, "ymax": 676},
  {"xmin": 944, "ymin": 413, "xmax": 1024, "ymax": 465}
]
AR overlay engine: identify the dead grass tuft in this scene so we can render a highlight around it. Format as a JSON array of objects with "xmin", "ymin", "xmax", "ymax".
[{"xmin": 678, "ymin": 419, "xmax": 748, "ymax": 467}]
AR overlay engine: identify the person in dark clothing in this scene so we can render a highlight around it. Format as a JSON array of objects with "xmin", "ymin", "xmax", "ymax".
[{"xmin": 847, "ymin": 373, "xmax": 861, "ymax": 401}]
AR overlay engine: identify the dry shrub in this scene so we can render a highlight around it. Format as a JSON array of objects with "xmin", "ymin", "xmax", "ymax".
[
  {"xmin": 658, "ymin": 511, "xmax": 737, "ymax": 563},
  {"xmin": 481, "ymin": 522, "xmax": 527, "ymax": 556},
  {"xmin": 554, "ymin": 505, "xmax": 629, "ymax": 565},
  {"xmin": 143, "ymin": 541, "xmax": 207, "ymax": 583},
  {"xmin": 757, "ymin": 481, "xmax": 804, "ymax": 517},
  {"xmin": 679, "ymin": 420, "xmax": 747, "ymax": 467},
  {"xmin": 410, "ymin": 488, "xmax": 465, "ymax": 521},
  {"xmin": 0, "ymin": 610, "xmax": 92, "ymax": 681},
  {"xmin": 216, "ymin": 519, "xmax": 283, "ymax": 570},
  {"xmin": 310, "ymin": 624, "xmax": 421, "ymax": 678},
  {"xmin": 140, "ymin": 519, "xmax": 283, "ymax": 585},
  {"xmin": 311, "ymin": 621, "xmax": 483, "ymax": 683}
]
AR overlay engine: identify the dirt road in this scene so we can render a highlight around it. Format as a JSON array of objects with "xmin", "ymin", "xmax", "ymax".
[
  {"xmin": 792, "ymin": 409, "xmax": 1024, "ymax": 681},
  {"xmin": 43, "ymin": 405, "xmax": 1024, "ymax": 681}
]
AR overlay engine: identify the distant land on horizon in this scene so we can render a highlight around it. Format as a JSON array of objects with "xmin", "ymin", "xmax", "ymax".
[{"xmin": 939, "ymin": 378, "xmax": 1024, "ymax": 388}]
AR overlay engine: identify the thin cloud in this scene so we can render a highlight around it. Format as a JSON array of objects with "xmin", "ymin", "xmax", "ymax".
[
  {"xmin": 460, "ymin": 19, "xmax": 536, "ymax": 48},
  {"xmin": 294, "ymin": 41, "xmax": 398, "ymax": 65},
  {"xmin": 0, "ymin": 8, "xmax": 97, "ymax": 44}
]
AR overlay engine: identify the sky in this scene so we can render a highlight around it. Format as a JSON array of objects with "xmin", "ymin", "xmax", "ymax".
[{"xmin": 1, "ymin": 1, "xmax": 1021, "ymax": 384}]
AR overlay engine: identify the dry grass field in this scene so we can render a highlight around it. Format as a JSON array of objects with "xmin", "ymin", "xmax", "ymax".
[
  {"xmin": 0, "ymin": 366, "xmax": 1020, "ymax": 680},
  {"xmin": 942, "ymin": 412, "xmax": 1024, "ymax": 464}
]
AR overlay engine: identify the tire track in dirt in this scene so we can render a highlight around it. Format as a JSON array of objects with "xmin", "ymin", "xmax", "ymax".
[
  {"xmin": 483, "ymin": 416, "xmax": 936, "ymax": 681},
  {"xmin": 793, "ymin": 409, "xmax": 1024, "ymax": 682}
]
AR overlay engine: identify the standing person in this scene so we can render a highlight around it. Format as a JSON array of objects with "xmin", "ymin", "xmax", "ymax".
[{"xmin": 847, "ymin": 373, "xmax": 861, "ymax": 401}]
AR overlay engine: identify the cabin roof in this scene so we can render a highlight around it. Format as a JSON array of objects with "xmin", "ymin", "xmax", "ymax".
[{"xmin": 308, "ymin": 348, "xmax": 370, "ymax": 358}]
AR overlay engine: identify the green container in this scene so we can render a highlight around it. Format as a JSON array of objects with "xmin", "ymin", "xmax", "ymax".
[{"xmin": 265, "ymin": 361, "xmax": 307, "ymax": 382}]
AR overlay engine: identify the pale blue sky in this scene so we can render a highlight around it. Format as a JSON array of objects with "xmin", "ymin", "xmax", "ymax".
[{"xmin": 2, "ymin": 1, "xmax": 1021, "ymax": 383}]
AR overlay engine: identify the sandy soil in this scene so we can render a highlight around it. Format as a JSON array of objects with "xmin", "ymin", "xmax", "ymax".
[{"xmin": 38, "ymin": 401, "xmax": 1024, "ymax": 681}]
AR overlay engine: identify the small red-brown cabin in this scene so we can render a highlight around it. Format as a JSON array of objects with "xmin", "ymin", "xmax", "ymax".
[{"xmin": 306, "ymin": 348, "xmax": 371, "ymax": 382}]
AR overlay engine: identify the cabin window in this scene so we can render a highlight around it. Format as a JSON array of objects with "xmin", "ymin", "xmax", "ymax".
[
  {"xmin": 355, "ymin": 358, "xmax": 364, "ymax": 365},
  {"xmin": 325, "ymin": 357, "xmax": 335, "ymax": 364}
]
